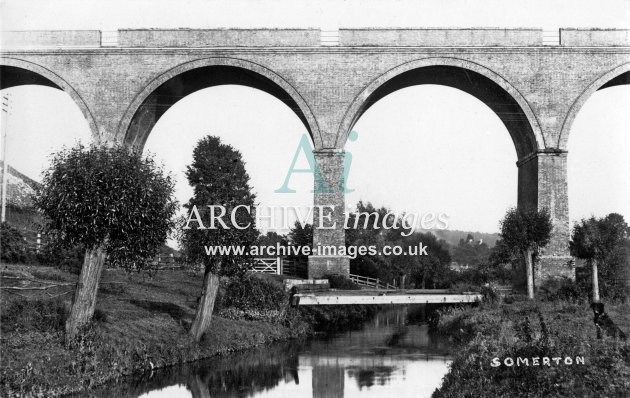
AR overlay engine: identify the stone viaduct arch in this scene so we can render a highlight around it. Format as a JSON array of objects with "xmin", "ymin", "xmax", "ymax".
[
  {"xmin": 0, "ymin": 57, "xmax": 99, "ymax": 140},
  {"xmin": 559, "ymin": 62, "xmax": 630, "ymax": 150},
  {"xmin": 337, "ymin": 57, "xmax": 544, "ymax": 157},
  {"xmin": 118, "ymin": 57, "xmax": 321, "ymax": 150},
  {"xmin": 312, "ymin": 57, "xmax": 550, "ymax": 282}
]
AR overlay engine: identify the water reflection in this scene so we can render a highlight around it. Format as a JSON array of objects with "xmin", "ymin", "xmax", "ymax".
[{"xmin": 85, "ymin": 306, "xmax": 452, "ymax": 398}]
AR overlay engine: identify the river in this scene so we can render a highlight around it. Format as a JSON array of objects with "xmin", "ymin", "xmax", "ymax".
[{"xmin": 88, "ymin": 306, "xmax": 452, "ymax": 398}]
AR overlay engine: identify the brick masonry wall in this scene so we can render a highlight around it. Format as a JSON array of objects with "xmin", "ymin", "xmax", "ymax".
[
  {"xmin": 119, "ymin": 29, "xmax": 320, "ymax": 47},
  {"xmin": 560, "ymin": 29, "xmax": 630, "ymax": 47},
  {"xmin": 1, "ymin": 30, "xmax": 101, "ymax": 48},
  {"xmin": 340, "ymin": 28, "xmax": 542, "ymax": 46},
  {"xmin": 308, "ymin": 150, "xmax": 350, "ymax": 278}
]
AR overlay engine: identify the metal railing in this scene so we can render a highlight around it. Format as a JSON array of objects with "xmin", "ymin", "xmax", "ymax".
[{"xmin": 349, "ymin": 274, "xmax": 397, "ymax": 290}]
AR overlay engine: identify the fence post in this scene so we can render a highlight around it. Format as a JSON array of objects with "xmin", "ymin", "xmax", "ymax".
[
  {"xmin": 277, "ymin": 257, "xmax": 281, "ymax": 275},
  {"xmin": 376, "ymin": 278, "xmax": 379, "ymax": 289},
  {"xmin": 36, "ymin": 233, "xmax": 41, "ymax": 254}
]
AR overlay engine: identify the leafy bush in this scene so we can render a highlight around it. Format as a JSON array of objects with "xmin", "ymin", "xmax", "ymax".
[
  {"xmin": 480, "ymin": 284, "xmax": 499, "ymax": 303},
  {"xmin": 538, "ymin": 277, "xmax": 585, "ymax": 302},
  {"xmin": 324, "ymin": 273, "xmax": 361, "ymax": 290},
  {"xmin": 37, "ymin": 241, "xmax": 85, "ymax": 274},
  {"xmin": 1, "ymin": 298, "xmax": 67, "ymax": 333},
  {"xmin": 0, "ymin": 223, "xmax": 31, "ymax": 263},
  {"xmin": 448, "ymin": 281, "xmax": 480, "ymax": 294},
  {"xmin": 221, "ymin": 274, "xmax": 287, "ymax": 312}
]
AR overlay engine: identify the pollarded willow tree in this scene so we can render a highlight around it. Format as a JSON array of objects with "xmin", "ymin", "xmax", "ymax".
[
  {"xmin": 180, "ymin": 136, "xmax": 258, "ymax": 341},
  {"xmin": 570, "ymin": 213, "xmax": 629, "ymax": 302},
  {"xmin": 499, "ymin": 207, "xmax": 552, "ymax": 300},
  {"xmin": 36, "ymin": 144, "xmax": 177, "ymax": 341}
]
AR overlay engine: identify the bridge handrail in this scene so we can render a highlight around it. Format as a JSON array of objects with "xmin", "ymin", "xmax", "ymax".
[{"xmin": 348, "ymin": 274, "xmax": 397, "ymax": 290}]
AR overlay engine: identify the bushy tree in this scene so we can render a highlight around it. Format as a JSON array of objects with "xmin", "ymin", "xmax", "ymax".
[
  {"xmin": 179, "ymin": 136, "xmax": 258, "ymax": 341},
  {"xmin": 345, "ymin": 201, "xmax": 450, "ymax": 288},
  {"xmin": 452, "ymin": 235, "xmax": 491, "ymax": 269},
  {"xmin": 287, "ymin": 221, "xmax": 312, "ymax": 270},
  {"xmin": 399, "ymin": 232, "xmax": 451, "ymax": 289},
  {"xmin": 345, "ymin": 201, "xmax": 402, "ymax": 283},
  {"xmin": 570, "ymin": 213, "xmax": 629, "ymax": 302},
  {"xmin": 0, "ymin": 222, "xmax": 30, "ymax": 263},
  {"xmin": 499, "ymin": 207, "xmax": 552, "ymax": 299},
  {"xmin": 36, "ymin": 144, "xmax": 177, "ymax": 341}
]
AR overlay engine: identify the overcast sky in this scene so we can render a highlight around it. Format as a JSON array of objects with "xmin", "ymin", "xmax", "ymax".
[{"xmin": 1, "ymin": 0, "xmax": 629, "ymax": 235}]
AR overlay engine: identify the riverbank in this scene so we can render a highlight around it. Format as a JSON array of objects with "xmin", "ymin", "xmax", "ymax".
[
  {"xmin": 432, "ymin": 298, "xmax": 630, "ymax": 397},
  {"xmin": 0, "ymin": 264, "xmax": 324, "ymax": 397}
]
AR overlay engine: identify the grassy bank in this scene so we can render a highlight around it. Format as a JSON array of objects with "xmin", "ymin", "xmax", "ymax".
[
  {"xmin": 433, "ymin": 298, "xmax": 630, "ymax": 397},
  {"xmin": 0, "ymin": 264, "xmax": 313, "ymax": 397}
]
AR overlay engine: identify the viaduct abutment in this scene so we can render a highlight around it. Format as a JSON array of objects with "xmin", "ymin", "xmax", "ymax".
[{"xmin": 2, "ymin": 28, "xmax": 629, "ymax": 285}]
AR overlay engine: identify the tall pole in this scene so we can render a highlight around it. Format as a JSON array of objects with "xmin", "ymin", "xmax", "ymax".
[{"xmin": 1, "ymin": 93, "xmax": 10, "ymax": 223}]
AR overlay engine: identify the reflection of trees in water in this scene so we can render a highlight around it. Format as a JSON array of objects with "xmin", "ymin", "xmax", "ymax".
[
  {"xmin": 347, "ymin": 365, "xmax": 395, "ymax": 390},
  {"xmin": 86, "ymin": 307, "xmax": 454, "ymax": 398},
  {"xmin": 85, "ymin": 341, "xmax": 302, "ymax": 398},
  {"xmin": 185, "ymin": 342, "xmax": 303, "ymax": 398}
]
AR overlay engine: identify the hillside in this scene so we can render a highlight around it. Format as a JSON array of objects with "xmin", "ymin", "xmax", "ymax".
[{"xmin": 425, "ymin": 229, "xmax": 500, "ymax": 248}]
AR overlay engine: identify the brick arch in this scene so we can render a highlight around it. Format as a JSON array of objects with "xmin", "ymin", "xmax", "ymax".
[
  {"xmin": 0, "ymin": 57, "xmax": 99, "ymax": 140},
  {"xmin": 559, "ymin": 62, "xmax": 630, "ymax": 150},
  {"xmin": 337, "ymin": 57, "xmax": 544, "ymax": 159},
  {"xmin": 118, "ymin": 57, "xmax": 321, "ymax": 150}
]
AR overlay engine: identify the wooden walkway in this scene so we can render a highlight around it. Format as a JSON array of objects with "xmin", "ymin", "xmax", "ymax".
[{"xmin": 291, "ymin": 289, "xmax": 482, "ymax": 306}]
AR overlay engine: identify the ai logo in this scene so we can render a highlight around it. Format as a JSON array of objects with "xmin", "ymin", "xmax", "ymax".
[{"xmin": 275, "ymin": 131, "xmax": 358, "ymax": 194}]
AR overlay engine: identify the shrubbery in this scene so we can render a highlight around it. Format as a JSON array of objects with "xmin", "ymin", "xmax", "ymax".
[
  {"xmin": 37, "ymin": 241, "xmax": 85, "ymax": 274},
  {"xmin": 433, "ymin": 301, "xmax": 630, "ymax": 397},
  {"xmin": 538, "ymin": 277, "xmax": 585, "ymax": 302},
  {"xmin": 220, "ymin": 274, "xmax": 287, "ymax": 312},
  {"xmin": 0, "ymin": 223, "xmax": 32, "ymax": 263},
  {"xmin": 324, "ymin": 273, "xmax": 361, "ymax": 290}
]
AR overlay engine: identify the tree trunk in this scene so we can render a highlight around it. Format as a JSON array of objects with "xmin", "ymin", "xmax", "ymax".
[
  {"xmin": 401, "ymin": 274, "xmax": 407, "ymax": 289},
  {"xmin": 190, "ymin": 270, "xmax": 220, "ymax": 341},
  {"xmin": 65, "ymin": 246, "xmax": 106, "ymax": 342},
  {"xmin": 592, "ymin": 258, "xmax": 600, "ymax": 303},
  {"xmin": 525, "ymin": 248, "xmax": 534, "ymax": 300}
]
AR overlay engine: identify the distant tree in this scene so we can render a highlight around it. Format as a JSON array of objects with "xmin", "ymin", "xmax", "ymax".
[
  {"xmin": 397, "ymin": 232, "xmax": 451, "ymax": 289},
  {"xmin": 452, "ymin": 235, "xmax": 491, "ymax": 268},
  {"xmin": 257, "ymin": 231, "xmax": 288, "ymax": 254},
  {"xmin": 36, "ymin": 144, "xmax": 177, "ymax": 341},
  {"xmin": 499, "ymin": 207, "xmax": 552, "ymax": 299},
  {"xmin": 570, "ymin": 213, "xmax": 629, "ymax": 302},
  {"xmin": 179, "ymin": 136, "xmax": 258, "ymax": 341},
  {"xmin": 288, "ymin": 222, "xmax": 313, "ymax": 248},
  {"xmin": 345, "ymin": 201, "xmax": 450, "ymax": 288},
  {"xmin": 345, "ymin": 201, "xmax": 400, "ymax": 283},
  {"xmin": 287, "ymin": 221, "xmax": 312, "ymax": 266}
]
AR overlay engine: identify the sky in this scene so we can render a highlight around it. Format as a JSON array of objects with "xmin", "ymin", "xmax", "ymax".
[{"xmin": 1, "ymin": 0, "xmax": 629, "ymax": 235}]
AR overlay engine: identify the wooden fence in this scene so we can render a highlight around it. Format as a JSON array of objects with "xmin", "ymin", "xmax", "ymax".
[{"xmin": 348, "ymin": 274, "xmax": 397, "ymax": 290}]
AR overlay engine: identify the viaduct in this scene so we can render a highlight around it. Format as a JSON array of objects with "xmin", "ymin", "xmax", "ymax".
[{"xmin": 1, "ymin": 28, "xmax": 629, "ymax": 283}]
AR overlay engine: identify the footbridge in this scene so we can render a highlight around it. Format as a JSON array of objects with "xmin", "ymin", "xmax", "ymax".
[{"xmin": 291, "ymin": 288, "xmax": 482, "ymax": 306}]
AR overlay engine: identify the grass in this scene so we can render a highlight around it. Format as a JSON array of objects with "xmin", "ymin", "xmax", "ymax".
[
  {"xmin": 432, "ymin": 297, "xmax": 630, "ymax": 397},
  {"xmin": 0, "ymin": 264, "xmax": 311, "ymax": 397}
]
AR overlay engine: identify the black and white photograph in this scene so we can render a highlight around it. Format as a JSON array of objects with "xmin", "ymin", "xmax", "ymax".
[{"xmin": 0, "ymin": 1, "xmax": 629, "ymax": 397}]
